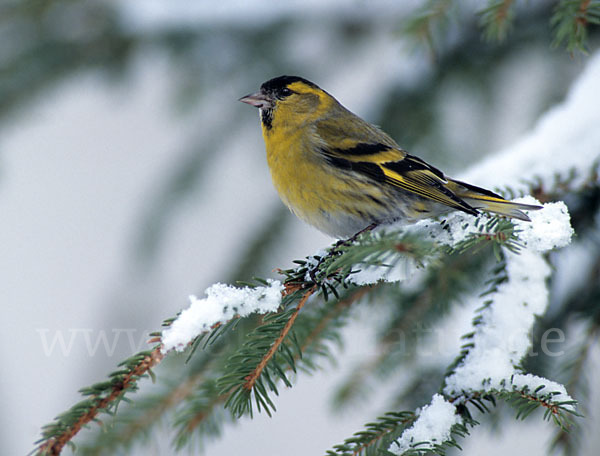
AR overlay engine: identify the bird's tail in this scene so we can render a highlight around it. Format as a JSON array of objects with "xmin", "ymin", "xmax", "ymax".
[{"xmin": 448, "ymin": 179, "xmax": 542, "ymax": 222}]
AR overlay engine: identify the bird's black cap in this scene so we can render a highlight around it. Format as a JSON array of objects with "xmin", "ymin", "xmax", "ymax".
[{"xmin": 260, "ymin": 75, "xmax": 319, "ymax": 93}]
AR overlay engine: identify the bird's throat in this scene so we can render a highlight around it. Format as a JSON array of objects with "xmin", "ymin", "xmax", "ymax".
[{"xmin": 260, "ymin": 108, "xmax": 273, "ymax": 130}]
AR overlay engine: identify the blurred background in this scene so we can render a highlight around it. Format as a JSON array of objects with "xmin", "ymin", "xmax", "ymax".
[{"xmin": 2, "ymin": 1, "xmax": 599, "ymax": 455}]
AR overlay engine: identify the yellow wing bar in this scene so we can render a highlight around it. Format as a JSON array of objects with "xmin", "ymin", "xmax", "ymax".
[{"xmin": 320, "ymin": 143, "xmax": 478, "ymax": 215}]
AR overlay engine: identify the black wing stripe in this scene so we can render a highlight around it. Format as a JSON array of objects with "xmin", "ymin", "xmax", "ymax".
[
  {"xmin": 324, "ymin": 154, "xmax": 386, "ymax": 183},
  {"xmin": 384, "ymin": 154, "xmax": 446, "ymax": 180},
  {"xmin": 331, "ymin": 142, "xmax": 391, "ymax": 156},
  {"xmin": 352, "ymin": 161, "xmax": 387, "ymax": 182}
]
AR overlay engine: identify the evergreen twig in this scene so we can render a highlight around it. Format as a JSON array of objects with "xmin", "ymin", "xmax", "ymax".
[
  {"xmin": 551, "ymin": 0, "xmax": 600, "ymax": 52},
  {"xmin": 242, "ymin": 285, "xmax": 316, "ymax": 392},
  {"xmin": 36, "ymin": 347, "xmax": 164, "ymax": 455},
  {"xmin": 326, "ymin": 411, "xmax": 418, "ymax": 456},
  {"xmin": 400, "ymin": 0, "xmax": 455, "ymax": 58},
  {"xmin": 173, "ymin": 287, "xmax": 368, "ymax": 448},
  {"xmin": 479, "ymin": 0, "xmax": 516, "ymax": 42}
]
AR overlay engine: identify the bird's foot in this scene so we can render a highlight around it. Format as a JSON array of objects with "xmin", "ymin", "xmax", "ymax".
[{"xmin": 308, "ymin": 223, "xmax": 378, "ymax": 285}]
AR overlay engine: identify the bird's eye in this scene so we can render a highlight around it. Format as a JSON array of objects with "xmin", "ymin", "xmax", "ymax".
[{"xmin": 280, "ymin": 87, "xmax": 292, "ymax": 97}]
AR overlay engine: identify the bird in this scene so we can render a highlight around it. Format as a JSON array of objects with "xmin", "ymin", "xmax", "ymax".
[{"xmin": 240, "ymin": 75, "xmax": 541, "ymax": 239}]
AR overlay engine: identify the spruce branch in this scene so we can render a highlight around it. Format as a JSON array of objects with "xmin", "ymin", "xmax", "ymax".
[
  {"xmin": 326, "ymin": 411, "xmax": 418, "ymax": 456},
  {"xmin": 78, "ymin": 371, "xmax": 208, "ymax": 455},
  {"xmin": 335, "ymin": 216, "xmax": 535, "ymax": 411},
  {"xmin": 329, "ymin": 395, "xmax": 475, "ymax": 456},
  {"xmin": 400, "ymin": 0, "xmax": 455, "ymax": 57},
  {"xmin": 173, "ymin": 286, "xmax": 367, "ymax": 448},
  {"xmin": 479, "ymin": 0, "xmax": 516, "ymax": 42},
  {"xmin": 34, "ymin": 280, "xmax": 281, "ymax": 454},
  {"xmin": 176, "ymin": 233, "xmax": 432, "ymax": 428},
  {"xmin": 449, "ymin": 216, "xmax": 522, "ymax": 258},
  {"xmin": 451, "ymin": 382, "xmax": 579, "ymax": 428},
  {"xmin": 34, "ymin": 199, "xmax": 577, "ymax": 455},
  {"xmin": 172, "ymin": 382, "xmax": 230, "ymax": 450},
  {"xmin": 331, "ymin": 204, "xmax": 576, "ymax": 456},
  {"xmin": 10, "ymin": 1, "xmax": 600, "ymax": 454},
  {"xmin": 35, "ymin": 229, "xmax": 431, "ymax": 454},
  {"xmin": 330, "ymin": 369, "xmax": 578, "ymax": 456},
  {"xmin": 35, "ymin": 346, "xmax": 164, "ymax": 456},
  {"xmin": 401, "ymin": 0, "xmax": 600, "ymax": 53},
  {"xmin": 216, "ymin": 283, "xmax": 378, "ymax": 418},
  {"xmin": 551, "ymin": 0, "xmax": 600, "ymax": 52},
  {"xmin": 242, "ymin": 285, "xmax": 316, "ymax": 392}
]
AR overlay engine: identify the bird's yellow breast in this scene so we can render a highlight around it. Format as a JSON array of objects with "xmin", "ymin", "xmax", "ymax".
[{"xmin": 263, "ymin": 122, "xmax": 326, "ymax": 214}]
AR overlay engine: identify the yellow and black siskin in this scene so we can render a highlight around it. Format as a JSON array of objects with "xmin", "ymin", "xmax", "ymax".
[{"xmin": 240, "ymin": 75, "xmax": 541, "ymax": 239}]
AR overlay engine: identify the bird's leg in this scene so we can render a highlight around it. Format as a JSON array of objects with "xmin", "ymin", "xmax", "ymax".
[
  {"xmin": 345, "ymin": 222, "xmax": 378, "ymax": 245},
  {"xmin": 308, "ymin": 223, "xmax": 378, "ymax": 285}
]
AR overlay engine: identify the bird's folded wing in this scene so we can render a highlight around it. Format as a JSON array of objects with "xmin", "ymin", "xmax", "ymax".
[{"xmin": 320, "ymin": 141, "xmax": 477, "ymax": 215}]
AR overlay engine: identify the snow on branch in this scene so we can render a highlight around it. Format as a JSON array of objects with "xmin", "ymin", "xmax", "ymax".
[
  {"xmin": 390, "ymin": 394, "xmax": 460, "ymax": 455},
  {"xmin": 161, "ymin": 280, "xmax": 284, "ymax": 353},
  {"xmin": 443, "ymin": 199, "xmax": 574, "ymax": 404},
  {"xmin": 460, "ymin": 50, "xmax": 600, "ymax": 194},
  {"xmin": 386, "ymin": 201, "xmax": 575, "ymax": 454},
  {"xmin": 347, "ymin": 195, "xmax": 564, "ymax": 286}
]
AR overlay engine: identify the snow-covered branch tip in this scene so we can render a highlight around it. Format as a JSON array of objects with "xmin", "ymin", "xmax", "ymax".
[
  {"xmin": 385, "ymin": 199, "xmax": 577, "ymax": 454},
  {"xmin": 390, "ymin": 394, "xmax": 462, "ymax": 455},
  {"xmin": 161, "ymin": 279, "xmax": 285, "ymax": 354},
  {"xmin": 443, "ymin": 199, "xmax": 574, "ymax": 402}
]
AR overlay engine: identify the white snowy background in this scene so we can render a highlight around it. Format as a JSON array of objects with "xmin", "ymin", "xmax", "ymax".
[{"xmin": 2, "ymin": 1, "xmax": 599, "ymax": 455}]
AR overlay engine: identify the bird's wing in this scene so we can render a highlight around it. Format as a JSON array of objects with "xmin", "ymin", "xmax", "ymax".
[{"xmin": 318, "ymin": 138, "xmax": 478, "ymax": 215}]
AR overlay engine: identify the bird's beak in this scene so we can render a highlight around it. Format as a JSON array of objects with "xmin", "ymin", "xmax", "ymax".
[{"xmin": 239, "ymin": 91, "xmax": 274, "ymax": 109}]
